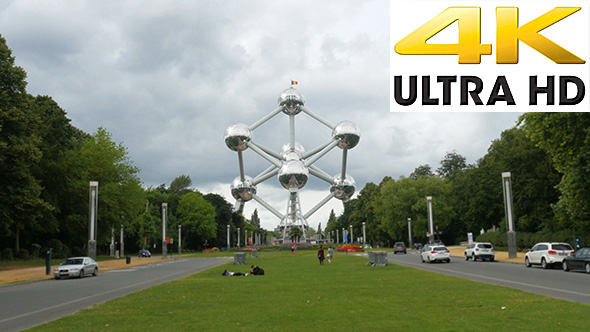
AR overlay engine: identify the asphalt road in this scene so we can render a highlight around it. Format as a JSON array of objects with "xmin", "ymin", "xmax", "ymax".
[
  {"xmin": 0, "ymin": 257, "xmax": 232, "ymax": 332},
  {"xmin": 388, "ymin": 251, "xmax": 590, "ymax": 304}
]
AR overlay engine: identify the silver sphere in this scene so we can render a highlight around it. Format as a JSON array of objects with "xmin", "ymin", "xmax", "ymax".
[
  {"xmin": 332, "ymin": 121, "xmax": 360, "ymax": 149},
  {"xmin": 230, "ymin": 176, "xmax": 257, "ymax": 201},
  {"xmin": 224, "ymin": 123, "xmax": 252, "ymax": 151},
  {"xmin": 330, "ymin": 174, "xmax": 356, "ymax": 201},
  {"xmin": 278, "ymin": 87, "xmax": 305, "ymax": 115},
  {"xmin": 278, "ymin": 160, "xmax": 309, "ymax": 190},
  {"xmin": 280, "ymin": 142, "xmax": 305, "ymax": 161}
]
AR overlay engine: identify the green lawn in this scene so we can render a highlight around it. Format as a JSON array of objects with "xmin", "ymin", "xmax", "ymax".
[{"xmin": 27, "ymin": 250, "xmax": 589, "ymax": 331}]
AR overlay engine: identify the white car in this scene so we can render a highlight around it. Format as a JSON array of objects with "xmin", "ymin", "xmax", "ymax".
[
  {"xmin": 54, "ymin": 257, "xmax": 99, "ymax": 279},
  {"xmin": 465, "ymin": 242, "xmax": 495, "ymax": 262},
  {"xmin": 525, "ymin": 242, "xmax": 574, "ymax": 269},
  {"xmin": 421, "ymin": 244, "xmax": 451, "ymax": 263}
]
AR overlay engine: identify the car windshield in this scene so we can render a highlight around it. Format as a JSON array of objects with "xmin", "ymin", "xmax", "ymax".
[
  {"xmin": 64, "ymin": 258, "xmax": 83, "ymax": 265},
  {"xmin": 552, "ymin": 244, "xmax": 572, "ymax": 251},
  {"xmin": 433, "ymin": 247, "xmax": 447, "ymax": 251}
]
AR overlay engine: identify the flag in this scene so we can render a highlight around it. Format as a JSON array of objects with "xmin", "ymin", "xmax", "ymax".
[{"xmin": 291, "ymin": 80, "xmax": 298, "ymax": 85}]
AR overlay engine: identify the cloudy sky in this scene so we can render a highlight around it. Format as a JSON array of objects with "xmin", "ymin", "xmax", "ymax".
[{"xmin": 0, "ymin": 0, "xmax": 522, "ymax": 231}]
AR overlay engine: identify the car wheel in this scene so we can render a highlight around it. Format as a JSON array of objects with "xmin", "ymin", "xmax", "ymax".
[
  {"xmin": 446, "ymin": 258, "xmax": 450, "ymax": 263},
  {"xmin": 54, "ymin": 276, "xmax": 60, "ymax": 280},
  {"xmin": 490, "ymin": 257, "xmax": 495, "ymax": 262},
  {"xmin": 394, "ymin": 251, "xmax": 397, "ymax": 255},
  {"xmin": 586, "ymin": 263, "xmax": 590, "ymax": 274},
  {"xmin": 541, "ymin": 258, "xmax": 548, "ymax": 269},
  {"xmin": 421, "ymin": 256, "xmax": 425, "ymax": 263},
  {"xmin": 93, "ymin": 268, "xmax": 98, "ymax": 276},
  {"xmin": 562, "ymin": 261, "xmax": 569, "ymax": 271},
  {"xmin": 79, "ymin": 270, "xmax": 85, "ymax": 278},
  {"xmin": 472, "ymin": 253, "xmax": 476, "ymax": 262},
  {"xmin": 465, "ymin": 254, "xmax": 469, "ymax": 261},
  {"xmin": 427, "ymin": 256, "xmax": 432, "ymax": 264},
  {"xmin": 525, "ymin": 257, "xmax": 531, "ymax": 268}
]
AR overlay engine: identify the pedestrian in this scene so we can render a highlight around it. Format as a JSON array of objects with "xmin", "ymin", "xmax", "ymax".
[
  {"xmin": 221, "ymin": 269, "xmax": 247, "ymax": 276},
  {"xmin": 291, "ymin": 245, "xmax": 295, "ymax": 255},
  {"xmin": 327, "ymin": 246, "xmax": 334, "ymax": 265},
  {"xmin": 250, "ymin": 265, "xmax": 265, "ymax": 275},
  {"xmin": 317, "ymin": 245, "xmax": 325, "ymax": 265}
]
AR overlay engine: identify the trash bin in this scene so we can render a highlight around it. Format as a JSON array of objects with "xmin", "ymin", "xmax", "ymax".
[{"xmin": 126, "ymin": 256, "xmax": 131, "ymax": 264}]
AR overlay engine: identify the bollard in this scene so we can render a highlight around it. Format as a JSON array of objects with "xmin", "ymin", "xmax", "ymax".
[
  {"xmin": 45, "ymin": 249, "xmax": 52, "ymax": 275},
  {"xmin": 251, "ymin": 249, "xmax": 258, "ymax": 258},
  {"xmin": 234, "ymin": 252, "xmax": 246, "ymax": 265},
  {"xmin": 126, "ymin": 256, "xmax": 131, "ymax": 264}
]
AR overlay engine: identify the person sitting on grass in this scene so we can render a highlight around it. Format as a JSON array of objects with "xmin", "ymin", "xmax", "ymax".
[
  {"xmin": 250, "ymin": 265, "xmax": 264, "ymax": 275},
  {"xmin": 221, "ymin": 269, "xmax": 247, "ymax": 276}
]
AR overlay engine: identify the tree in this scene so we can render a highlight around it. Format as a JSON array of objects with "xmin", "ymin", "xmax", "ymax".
[
  {"xmin": 437, "ymin": 151, "xmax": 468, "ymax": 178},
  {"xmin": 410, "ymin": 164, "xmax": 433, "ymax": 179},
  {"xmin": 203, "ymin": 193, "xmax": 234, "ymax": 248},
  {"xmin": 0, "ymin": 35, "xmax": 52, "ymax": 252},
  {"xmin": 288, "ymin": 226, "xmax": 303, "ymax": 242},
  {"xmin": 522, "ymin": 113, "xmax": 590, "ymax": 232},
  {"xmin": 251, "ymin": 209, "xmax": 261, "ymax": 229},
  {"xmin": 177, "ymin": 192, "xmax": 216, "ymax": 250},
  {"xmin": 169, "ymin": 175, "xmax": 192, "ymax": 195}
]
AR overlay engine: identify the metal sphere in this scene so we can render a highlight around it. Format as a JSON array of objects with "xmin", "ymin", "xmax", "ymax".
[
  {"xmin": 330, "ymin": 174, "xmax": 356, "ymax": 200},
  {"xmin": 332, "ymin": 121, "xmax": 360, "ymax": 149},
  {"xmin": 230, "ymin": 176, "xmax": 257, "ymax": 201},
  {"xmin": 278, "ymin": 160, "xmax": 309, "ymax": 190},
  {"xmin": 278, "ymin": 87, "xmax": 305, "ymax": 115},
  {"xmin": 224, "ymin": 123, "xmax": 252, "ymax": 151},
  {"xmin": 280, "ymin": 142, "xmax": 305, "ymax": 160}
]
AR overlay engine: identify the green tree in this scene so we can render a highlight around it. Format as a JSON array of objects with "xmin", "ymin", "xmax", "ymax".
[
  {"xmin": 288, "ymin": 226, "xmax": 303, "ymax": 242},
  {"xmin": 203, "ymin": 193, "xmax": 234, "ymax": 248},
  {"xmin": 522, "ymin": 112, "xmax": 590, "ymax": 232},
  {"xmin": 177, "ymin": 192, "xmax": 216, "ymax": 250},
  {"xmin": 0, "ymin": 35, "xmax": 51, "ymax": 252},
  {"xmin": 411, "ymin": 164, "xmax": 433, "ymax": 179},
  {"xmin": 437, "ymin": 151, "xmax": 468, "ymax": 178}
]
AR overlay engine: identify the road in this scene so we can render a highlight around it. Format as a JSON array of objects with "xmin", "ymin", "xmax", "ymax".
[
  {"xmin": 388, "ymin": 251, "xmax": 590, "ymax": 304},
  {"xmin": 0, "ymin": 257, "xmax": 231, "ymax": 332}
]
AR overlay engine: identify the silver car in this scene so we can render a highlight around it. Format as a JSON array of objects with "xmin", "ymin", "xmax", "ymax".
[
  {"xmin": 421, "ymin": 244, "xmax": 451, "ymax": 263},
  {"xmin": 54, "ymin": 257, "xmax": 99, "ymax": 279}
]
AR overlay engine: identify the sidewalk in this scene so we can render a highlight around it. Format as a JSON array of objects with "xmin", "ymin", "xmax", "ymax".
[
  {"xmin": 0, "ymin": 257, "xmax": 176, "ymax": 286},
  {"xmin": 447, "ymin": 246, "xmax": 525, "ymax": 264}
]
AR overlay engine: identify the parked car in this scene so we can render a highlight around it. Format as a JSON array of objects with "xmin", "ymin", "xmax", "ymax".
[
  {"xmin": 562, "ymin": 247, "xmax": 590, "ymax": 274},
  {"xmin": 464, "ymin": 242, "xmax": 495, "ymax": 262},
  {"xmin": 139, "ymin": 249, "xmax": 151, "ymax": 257},
  {"xmin": 413, "ymin": 243, "xmax": 423, "ymax": 250},
  {"xmin": 420, "ymin": 244, "xmax": 450, "ymax": 263},
  {"xmin": 54, "ymin": 257, "xmax": 99, "ymax": 279},
  {"xmin": 525, "ymin": 242, "xmax": 575, "ymax": 269},
  {"xmin": 394, "ymin": 242, "xmax": 407, "ymax": 254}
]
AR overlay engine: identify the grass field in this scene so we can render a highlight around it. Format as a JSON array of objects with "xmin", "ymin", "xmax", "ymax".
[{"xmin": 26, "ymin": 250, "xmax": 589, "ymax": 331}]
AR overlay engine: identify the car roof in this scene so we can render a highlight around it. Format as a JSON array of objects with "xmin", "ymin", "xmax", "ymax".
[{"xmin": 67, "ymin": 257, "xmax": 90, "ymax": 259}]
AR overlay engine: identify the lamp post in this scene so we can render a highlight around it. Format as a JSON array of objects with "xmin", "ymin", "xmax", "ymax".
[
  {"xmin": 120, "ymin": 225, "xmax": 124, "ymax": 257},
  {"xmin": 162, "ymin": 203, "xmax": 168, "ymax": 259},
  {"xmin": 349, "ymin": 225, "xmax": 353, "ymax": 245},
  {"xmin": 178, "ymin": 225, "xmax": 182, "ymax": 255},
  {"xmin": 427, "ymin": 196, "xmax": 434, "ymax": 244},
  {"xmin": 502, "ymin": 172, "xmax": 517, "ymax": 258},
  {"xmin": 227, "ymin": 224, "xmax": 230, "ymax": 251},
  {"xmin": 362, "ymin": 222, "xmax": 366, "ymax": 247},
  {"xmin": 237, "ymin": 228, "xmax": 240, "ymax": 247},
  {"xmin": 88, "ymin": 181, "xmax": 98, "ymax": 260},
  {"xmin": 336, "ymin": 229, "xmax": 339, "ymax": 244},
  {"xmin": 408, "ymin": 218, "xmax": 413, "ymax": 249}
]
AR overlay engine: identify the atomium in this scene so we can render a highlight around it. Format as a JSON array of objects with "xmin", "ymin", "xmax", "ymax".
[{"xmin": 225, "ymin": 85, "xmax": 360, "ymax": 242}]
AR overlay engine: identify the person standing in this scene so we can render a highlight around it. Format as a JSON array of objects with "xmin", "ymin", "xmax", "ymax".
[
  {"xmin": 327, "ymin": 246, "xmax": 334, "ymax": 265},
  {"xmin": 317, "ymin": 246, "xmax": 325, "ymax": 265}
]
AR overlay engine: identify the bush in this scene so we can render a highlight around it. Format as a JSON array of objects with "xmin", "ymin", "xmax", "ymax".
[
  {"xmin": 16, "ymin": 249, "xmax": 30, "ymax": 260},
  {"xmin": 2, "ymin": 248, "xmax": 14, "ymax": 260},
  {"xmin": 30, "ymin": 243, "xmax": 42, "ymax": 258}
]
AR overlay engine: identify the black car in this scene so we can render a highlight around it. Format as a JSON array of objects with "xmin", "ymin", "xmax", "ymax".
[
  {"xmin": 394, "ymin": 242, "xmax": 407, "ymax": 254},
  {"xmin": 139, "ymin": 249, "xmax": 151, "ymax": 258},
  {"xmin": 562, "ymin": 247, "xmax": 590, "ymax": 274}
]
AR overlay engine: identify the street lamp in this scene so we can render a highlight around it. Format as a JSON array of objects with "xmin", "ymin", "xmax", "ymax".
[
  {"xmin": 362, "ymin": 222, "xmax": 366, "ymax": 247},
  {"xmin": 502, "ymin": 172, "xmax": 517, "ymax": 258},
  {"xmin": 88, "ymin": 181, "xmax": 98, "ymax": 260},
  {"xmin": 237, "ymin": 227, "xmax": 241, "ymax": 247},
  {"xmin": 162, "ymin": 203, "xmax": 168, "ymax": 259},
  {"xmin": 427, "ymin": 196, "xmax": 434, "ymax": 244},
  {"xmin": 178, "ymin": 225, "xmax": 182, "ymax": 255},
  {"xmin": 407, "ymin": 218, "xmax": 413, "ymax": 249},
  {"xmin": 227, "ymin": 224, "xmax": 230, "ymax": 251},
  {"xmin": 349, "ymin": 225, "xmax": 353, "ymax": 245}
]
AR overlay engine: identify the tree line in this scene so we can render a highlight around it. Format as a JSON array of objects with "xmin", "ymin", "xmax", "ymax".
[{"xmin": 325, "ymin": 113, "xmax": 590, "ymax": 249}]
